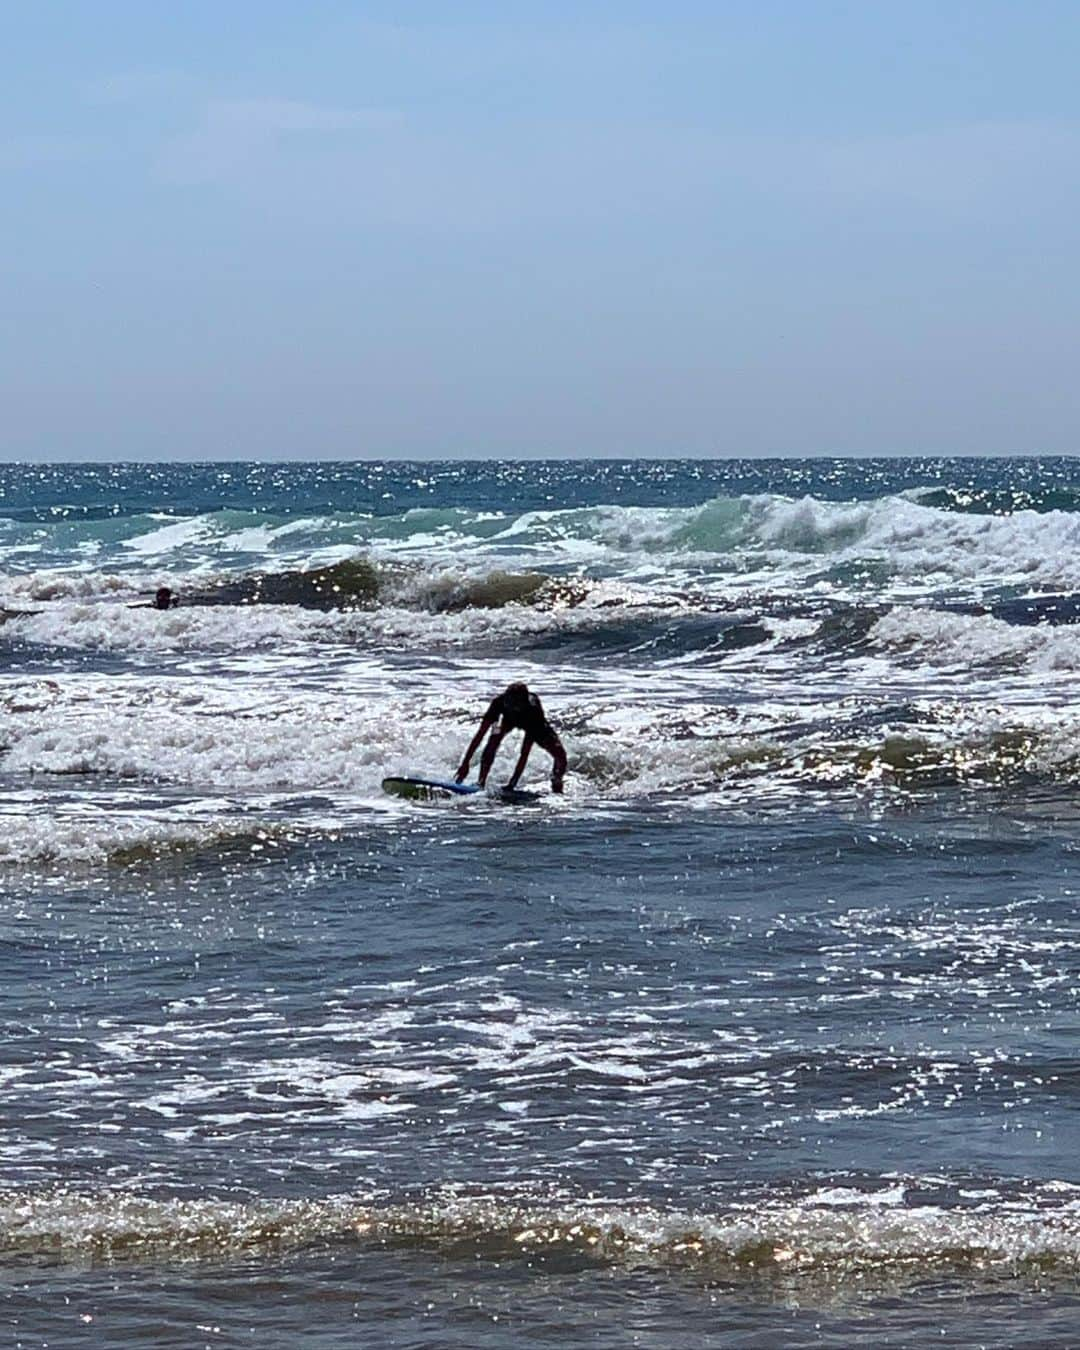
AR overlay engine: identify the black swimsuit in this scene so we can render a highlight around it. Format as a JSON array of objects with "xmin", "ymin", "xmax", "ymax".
[{"xmin": 487, "ymin": 692, "xmax": 556, "ymax": 744}]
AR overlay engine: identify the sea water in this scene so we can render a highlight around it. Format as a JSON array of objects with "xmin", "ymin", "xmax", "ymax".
[{"xmin": 2, "ymin": 458, "xmax": 1080, "ymax": 1348}]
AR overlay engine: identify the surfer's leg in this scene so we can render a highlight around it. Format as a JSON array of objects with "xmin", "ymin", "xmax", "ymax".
[
  {"xmin": 478, "ymin": 729, "xmax": 503, "ymax": 786},
  {"xmin": 506, "ymin": 735, "xmax": 533, "ymax": 790},
  {"xmin": 539, "ymin": 730, "xmax": 567, "ymax": 793}
]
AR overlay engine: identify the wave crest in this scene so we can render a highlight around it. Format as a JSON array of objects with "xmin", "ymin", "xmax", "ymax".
[
  {"xmin": 6, "ymin": 491, "xmax": 1080, "ymax": 591},
  {"xmin": 4, "ymin": 1187, "xmax": 1080, "ymax": 1280}
]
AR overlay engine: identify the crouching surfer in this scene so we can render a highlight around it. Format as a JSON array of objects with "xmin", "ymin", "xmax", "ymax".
[{"xmin": 456, "ymin": 682, "xmax": 567, "ymax": 793}]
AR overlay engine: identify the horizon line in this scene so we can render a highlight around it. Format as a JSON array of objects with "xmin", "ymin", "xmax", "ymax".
[{"xmin": 0, "ymin": 450, "xmax": 1073, "ymax": 468}]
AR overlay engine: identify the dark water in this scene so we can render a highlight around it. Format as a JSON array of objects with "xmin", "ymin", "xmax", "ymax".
[{"xmin": 3, "ymin": 458, "xmax": 1080, "ymax": 1347}]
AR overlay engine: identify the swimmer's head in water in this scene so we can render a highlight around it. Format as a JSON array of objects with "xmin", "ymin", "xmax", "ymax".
[{"xmin": 154, "ymin": 587, "xmax": 172, "ymax": 610}]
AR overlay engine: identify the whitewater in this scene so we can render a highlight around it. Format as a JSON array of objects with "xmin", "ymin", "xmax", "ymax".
[{"xmin": 3, "ymin": 457, "xmax": 1080, "ymax": 1348}]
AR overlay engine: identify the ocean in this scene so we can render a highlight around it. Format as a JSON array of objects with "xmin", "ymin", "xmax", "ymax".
[{"xmin": 2, "ymin": 456, "xmax": 1080, "ymax": 1348}]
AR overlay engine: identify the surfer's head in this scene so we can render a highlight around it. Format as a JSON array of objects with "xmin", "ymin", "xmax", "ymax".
[
  {"xmin": 154, "ymin": 587, "xmax": 173, "ymax": 610},
  {"xmin": 504, "ymin": 681, "xmax": 530, "ymax": 710}
]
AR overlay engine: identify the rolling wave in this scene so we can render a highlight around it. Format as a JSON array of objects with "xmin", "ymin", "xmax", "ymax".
[
  {"xmin": 6, "ymin": 580, "xmax": 1080, "ymax": 681},
  {"xmin": 871, "ymin": 609, "xmax": 1080, "ymax": 673},
  {"xmin": 4, "ymin": 491, "xmax": 1080, "ymax": 591},
  {"xmin": 4, "ymin": 674, "xmax": 1080, "ymax": 818},
  {"xmin": 0, "ymin": 807, "xmax": 284, "ymax": 867},
  {"xmin": 4, "ymin": 1186, "xmax": 1080, "ymax": 1282}
]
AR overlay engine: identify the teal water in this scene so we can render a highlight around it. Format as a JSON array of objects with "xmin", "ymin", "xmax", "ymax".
[{"xmin": 3, "ymin": 458, "xmax": 1080, "ymax": 1348}]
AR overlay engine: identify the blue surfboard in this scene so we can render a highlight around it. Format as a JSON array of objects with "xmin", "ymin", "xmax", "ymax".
[
  {"xmin": 381, "ymin": 775, "xmax": 481, "ymax": 801},
  {"xmin": 381, "ymin": 775, "xmax": 539, "ymax": 804}
]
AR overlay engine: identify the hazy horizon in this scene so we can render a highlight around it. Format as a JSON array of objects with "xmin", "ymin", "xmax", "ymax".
[
  {"xmin": 5, "ymin": 2, "xmax": 1079, "ymax": 462},
  {"xmin": 3, "ymin": 448, "xmax": 1077, "ymax": 467}
]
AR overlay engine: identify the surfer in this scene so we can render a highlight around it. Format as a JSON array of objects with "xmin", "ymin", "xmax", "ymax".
[
  {"xmin": 456, "ymin": 682, "xmax": 567, "ymax": 793},
  {"xmin": 130, "ymin": 587, "xmax": 176, "ymax": 610}
]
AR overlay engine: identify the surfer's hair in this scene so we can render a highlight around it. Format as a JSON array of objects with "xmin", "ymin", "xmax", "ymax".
[{"xmin": 505, "ymin": 681, "xmax": 529, "ymax": 702}]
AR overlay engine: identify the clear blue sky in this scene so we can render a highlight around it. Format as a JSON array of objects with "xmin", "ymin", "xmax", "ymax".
[{"xmin": 3, "ymin": 1, "xmax": 1079, "ymax": 460}]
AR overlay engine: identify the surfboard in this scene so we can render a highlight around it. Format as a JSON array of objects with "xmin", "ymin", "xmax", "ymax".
[
  {"xmin": 381, "ymin": 776, "xmax": 539, "ymax": 804},
  {"xmin": 381, "ymin": 775, "xmax": 481, "ymax": 801}
]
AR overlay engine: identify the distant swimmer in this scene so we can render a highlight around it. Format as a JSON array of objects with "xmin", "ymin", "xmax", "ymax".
[
  {"xmin": 456, "ymin": 682, "xmax": 567, "ymax": 793},
  {"xmin": 129, "ymin": 586, "xmax": 177, "ymax": 610}
]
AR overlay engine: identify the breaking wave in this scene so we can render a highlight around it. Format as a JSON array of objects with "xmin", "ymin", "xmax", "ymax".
[
  {"xmin": 2, "ymin": 592, "xmax": 649, "ymax": 657},
  {"xmin": 5, "ymin": 677, "xmax": 1080, "ymax": 805},
  {"xmin": 7, "ymin": 586, "xmax": 1080, "ymax": 682},
  {"xmin": 871, "ymin": 609, "xmax": 1080, "ymax": 673},
  {"xmin": 4, "ymin": 1186, "xmax": 1080, "ymax": 1283},
  {"xmin": 0, "ymin": 810, "xmax": 284, "ymax": 867},
  {"xmin": 4, "ymin": 491, "xmax": 1080, "ymax": 591}
]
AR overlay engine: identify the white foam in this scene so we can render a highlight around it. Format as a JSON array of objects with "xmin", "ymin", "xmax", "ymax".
[
  {"xmin": 5, "ymin": 587, "xmax": 675, "ymax": 656},
  {"xmin": 4, "ymin": 1186, "xmax": 1080, "ymax": 1274},
  {"xmin": 5, "ymin": 664, "xmax": 1078, "ymax": 807},
  {"xmin": 872, "ymin": 608, "xmax": 1080, "ymax": 673},
  {"xmin": 120, "ymin": 516, "xmax": 215, "ymax": 557},
  {"xmin": 0, "ymin": 678, "xmax": 468, "ymax": 794},
  {"xmin": 749, "ymin": 494, "xmax": 1080, "ymax": 586},
  {"xmin": 0, "ymin": 802, "xmax": 279, "ymax": 866},
  {"xmin": 0, "ymin": 570, "xmax": 144, "ymax": 603},
  {"xmin": 6, "ymin": 493, "xmax": 1080, "ymax": 597},
  {"xmin": 6, "ymin": 491, "xmax": 1080, "ymax": 646}
]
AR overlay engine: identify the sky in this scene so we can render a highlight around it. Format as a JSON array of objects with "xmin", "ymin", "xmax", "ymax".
[{"xmin": 3, "ymin": 0, "xmax": 1079, "ymax": 461}]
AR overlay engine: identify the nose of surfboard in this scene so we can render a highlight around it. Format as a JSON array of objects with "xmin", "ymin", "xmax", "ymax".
[{"xmin": 381, "ymin": 775, "xmax": 482, "ymax": 800}]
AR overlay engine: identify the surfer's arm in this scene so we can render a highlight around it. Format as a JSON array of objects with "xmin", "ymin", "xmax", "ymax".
[
  {"xmin": 456, "ymin": 715, "xmax": 495, "ymax": 782},
  {"xmin": 506, "ymin": 735, "xmax": 533, "ymax": 790}
]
